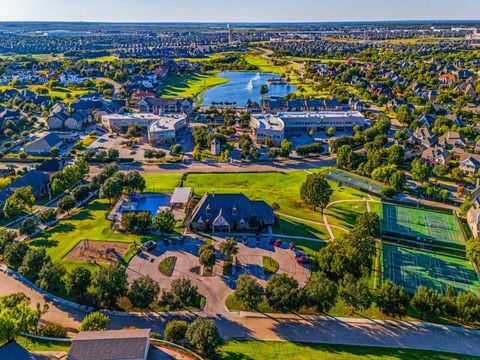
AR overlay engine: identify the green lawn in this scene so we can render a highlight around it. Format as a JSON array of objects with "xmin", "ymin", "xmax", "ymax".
[
  {"xmin": 160, "ymin": 71, "xmax": 229, "ymax": 99},
  {"xmin": 17, "ymin": 336, "xmax": 71, "ymax": 353},
  {"xmin": 143, "ymin": 174, "xmax": 184, "ymax": 193},
  {"xmin": 325, "ymin": 198, "xmax": 380, "ymax": 233},
  {"xmin": 183, "ymin": 170, "xmax": 366, "ymax": 226},
  {"xmin": 262, "ymin": 256, "xmax": 279, "ymax": 274},
  {"xmin": 220, "ymin": 340, "xmax": 475, "ymax": 360},
  {"xmin": 28, "ymin": 199, "xmax": 153, "ymax": 273}
]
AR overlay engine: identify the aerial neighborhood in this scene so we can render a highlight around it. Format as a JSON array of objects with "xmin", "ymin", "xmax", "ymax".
[{"xmin": 0, "ymin": 12, "xmax": 480, "ymax": 360}]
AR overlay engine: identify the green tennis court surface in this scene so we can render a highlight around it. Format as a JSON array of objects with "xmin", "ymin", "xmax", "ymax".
[
  {"xmin": 380, "ymin": 203, "xmax": 465, "ymax": 248},
  {"xmin": 382, "ymin": 244, "xmax": 480, "ymax": 294},
  {"xmin": 325, "ymin": 170, "xmax": 385, "ymax": 195}
]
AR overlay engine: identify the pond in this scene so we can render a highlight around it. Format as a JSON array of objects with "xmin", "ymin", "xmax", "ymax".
[{"xmin": 202, "ymin": 71, "xmax": 296, "ymax": 107}]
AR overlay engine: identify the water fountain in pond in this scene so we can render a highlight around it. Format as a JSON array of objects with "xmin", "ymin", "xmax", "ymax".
[
  {"xmin": 246, "ymin": 78, "xmax": 254, "ymax": 91},
  {"xmin": 253, "ymin": 72, "xmax": 261, "ymax": 81}
]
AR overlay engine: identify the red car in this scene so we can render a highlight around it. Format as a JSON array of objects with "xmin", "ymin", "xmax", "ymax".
[
  {"xmin": 289, "ymin": 242, "xmax": 296, "ymax": 250},
  {"xmin": 296, "ymin": 256, "xmax": 309, "ymax": 264},
  {"xmin": 274, "ymin": 239, "xmax": 282, "ymax": 247}
]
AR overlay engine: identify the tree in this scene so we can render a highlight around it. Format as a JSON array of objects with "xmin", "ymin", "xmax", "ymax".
[
  {"xmin": 0, "ymin": 229, "xmax": 16, "ymax": 255},
  {"xmin": 411, "ymin": 158, "xmax": 430, "ymax": 181},
  {"xmin": 152, "ymin": 210, "xmax": 175, "ymax": 233},
  {"xmin": 466, "ymin": 238, "xmax": 480, "ymax": 266},
  {"xmin": 280, "ymin": 139, "xmax": 293, "ymax": 157},
  {"xmin": 266, "ymin": 274, "xmax": 301, "ymax": 312},
  {"xmin": 66, "ymin": 267, "xmax": 92, "ymax": 299},
  {"xmin": 0, "ymin": 293, "xmax": 40, "ymax": 343},
  {"xmin": 164, "ymin": 320, "xmax": 188, "ymax": 342},
  {"xmin": 38, "ymin": 322, "xmax": 67, "ymax": 338},
  {"xmin": 339, "ymin": 274, "xmax": 372, "ymax": 314},
  {"xmin": 303, "ymin": 272, "xmax": 338, "ymax": 313},
  {"xmin": 300, "ymin": 173, "xmax": 333, "ymax": 211},
  {"xmin": 4, "ymin": 241, "xmax": 28, "ymax": 269},
  {"xmin": 235, "ymin": 275, "xmax": 264, "ymax": 309},
  {"xmin": 124, "ymin": 171, "xmax": 146, "ymax": 193},
  {"xmin": 354, "ymin": 212, "xmax": 381, "ymax": 239},
  {"xmin": 71, "ymin": 185, "xmax": 91, "ymax": 202},
  {"xmin": 39, "ymin": 209, "xmax": 57, "ymax": 224},
  {"xmin": 79, "ymin": 312, "xmax": 109, "ymax": 331},
  {"xmin": 455, "ymin": 291, "xmax": 479, "ymax": 324},
  {"xmin": 57, "ymin": 195, "xmax": 76, "ymax": 214},
  {"xmin": 3, "ymin": 187, "xmax": 35, "ymax": 218},
  {"xmin": 186, "ymin": 318, "xmax": 222, "ymax": 358},
  {"xmin": 337, "ymin": 145, "xmax": 355, "ymax": 170},
  {"xmin": 99, "ymin": 177, "xmax": 123, "ymax": 203},
  {"xmin": 376, "ymin": 280, "xmax": 409, "ymax": 318},
  {"xmin": 92, "ymin": 264, "xmax": 128, "ymax": 308},
  {"xmin": 411, "ymin": 286, "xmax": 444, "ymax": 320},
  {"xmin": 260, "ymin": 84, "xmax": 269, "ymax": 97},
  {"xmin": 199, "ymin": 248, "xmax": 216, "ymax": 269},
  {"xmin": 170, "ymin": 144, "xmax": 183, "ymax": 155},
  {"xmin": 326, "ymin": 127, "xmax": 335, "ymax": 136},
  {"xmin": 19, "ymin": 247, "xmax": 49, "ymax": 282},
  {"xmin": 169, "ymin": 278, "xmax": 199, "ymax": 308},
  {"xmin": 128, "ymin": 275, "xmax": 160, "ymax": 309},
  {"xmin": 19, "ymin": 217, "xmax": 37, "ymax": 235},
  {"xmin": 107, "ymin": 148, "xmax": 119, "ymax": 161},
  {"xmin": 121, "ymin": 212, "xmax": 151, "ymax": 234},
  {"xmin": 36, "ymin": 262, "xmax": 65, "ymax": 293},
  {"xmin": 219, "ymin": 237, "xmax": 239, "ymax": 259},
  {"xmin": 271, "ymin": 202, "xmax": 280, "ymax": 212}
]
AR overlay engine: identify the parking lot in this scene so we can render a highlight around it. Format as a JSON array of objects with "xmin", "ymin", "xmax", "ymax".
[{"xmin": 126, "ymin": 235, "xmax": 311, "ymax": 315}]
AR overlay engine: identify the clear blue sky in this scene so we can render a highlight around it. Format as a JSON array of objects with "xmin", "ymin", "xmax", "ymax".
[{"xmin": 0, "ymin": 0, "xmax": 479, "ymax": 22}]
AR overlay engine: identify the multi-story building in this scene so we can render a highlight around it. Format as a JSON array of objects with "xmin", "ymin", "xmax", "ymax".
[
  {"xmin": 148, "ymin": 114, "xmax": 187, "ymax": 145},
  {"xmin": 101, "ymin": 113, "xmax": 164, "ymax": 133},
  {"xmin": 250, "ymin": 111, "xmax": 365, "ymax": 145}
]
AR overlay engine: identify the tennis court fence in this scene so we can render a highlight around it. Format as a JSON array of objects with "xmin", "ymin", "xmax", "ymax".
[{"xmin": 325, "ymin": 170, "xmax": 385, "ymax": 196}]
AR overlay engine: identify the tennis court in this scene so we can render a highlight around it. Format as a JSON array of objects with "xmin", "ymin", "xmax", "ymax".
[
  {"xmin": 325, "ymin": 170, "xmax": 385, "ymax": 195},
  {"xmin": 380, "ymin": 203, "xmax": 465, "ymax": 249},
  {"xmin": 382, "ymin": 244, "xmax": 480, "ymax": 294}
]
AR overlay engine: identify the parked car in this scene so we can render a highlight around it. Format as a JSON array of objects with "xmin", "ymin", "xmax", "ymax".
[
  {"xmin": 171, "ymin": 238, "xmax": 177, "ymax": 246},
  {"xmin": 289, "ymin": 242, "xmax": 296, "ymax": 250},
  {"xmin": 141, "ymin": 240, "xmax": 156, "ymax": 252},
  {"xmin": 242, "ymin": 236, "xmax": 248, "ymax": 245},
  {"xmin": 296, "ymin": 255, "xmax": 309, "ymax": 264},
  {"xmin": 178, "ymin": 236, "xmax": 185, "ymax": 246},
  {"xmin": 268, "ymin": 237, "xmax": 275, "ymax": 245},
  {"xmin": 274, "ymin": 239, "xmax": 282, "ymax": 247},
  {"xmin": 162, "ymin": 239, "xmax": 170, "ymax": 247}
]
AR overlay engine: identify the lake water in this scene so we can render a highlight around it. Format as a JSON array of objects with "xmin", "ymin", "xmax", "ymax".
[{"xmin": 202, "ymin": 71, "xmax": 296, "ymax": 107}]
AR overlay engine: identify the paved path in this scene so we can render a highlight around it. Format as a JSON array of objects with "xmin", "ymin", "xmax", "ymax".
[
  {"xmin": 2, "ymin": 269, "xmax": 480, "ymax": 356},
  {"xmin": 323, "ymin": 199, "xmax": 381, "ymax": 240}
]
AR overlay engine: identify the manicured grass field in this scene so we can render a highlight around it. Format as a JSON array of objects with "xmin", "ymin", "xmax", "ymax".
[
  {"xmin": 220, "ymin": 340, "xmax": 474, "ymax": 360},
  {"xmin": 160, "ymin": 71, "xmax": 229, "ymax": 99},
  {"xmin": 382, "ymin": 243, "xmax": 480, "ymax": 294},
  {"xmin": 17, "ymin": 336, "xmax": 71, "ymax": 353},
  {"xmin": 28, "ymin": 199, "xmax": 151, "ymax": 273},
  {"xmin": 143, "ymin": 173, "xmax": 183, "ymax": 193},
  {"xmin": 262, "ymin": 256, "xmax": 279, "ymax": 274},
  {"xmin": 381, "ymin": 203, "xmax": 465, "ymax": 246}
]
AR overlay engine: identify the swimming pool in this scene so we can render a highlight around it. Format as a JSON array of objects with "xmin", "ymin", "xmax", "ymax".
[{"xmin": 134, "ymin": 194, "xmax": 171, "ymax": 216}]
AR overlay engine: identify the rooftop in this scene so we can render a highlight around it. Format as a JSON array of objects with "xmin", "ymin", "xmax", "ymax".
[{"xmin": 148, "ymin": 114, "xmax": 187, "ymax": 133}]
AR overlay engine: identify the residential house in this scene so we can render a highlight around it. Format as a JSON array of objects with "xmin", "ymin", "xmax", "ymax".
[
  {"xmin": 65, "ymin": 111, "xmax": 89, "ymax": 130},
  {"xmin": 47, "ymin": 110, "xmax": 69, "ymax": 130},
  {"xmin": 37, "ymin": 158, "xmax": 64, "ymax": 176},
  {"xmin": 189, "ymin": 193, "xmax": 275, "ymax": 233},
  {"xmin": 68, "ymin": 329, "xmax": 151, "ymax": 360},
  {"xmin": 459, "ymin": 153, "xmax": 480, "ymax": 176},
  {"xmin": 138, "ymin": 97, "xmax": 194, "ymax": 114},
  {"xmin": 129, "ymin": 91, "xmax": 155, "ymax": 105},
  {"xmin": 409, "ymin": 126, "xmax": 437, "ymax": 148},
  {"xmin": 438, "ymin": 131, "xmax": 466, "ymax": 149},
  {"xmin": 421, "ymin": 146, "xmax": 451, "ymax": 166},
  {"xmin": 0, "ymin": 340, "xmax": 37, "ymax": 360},
  {"xmin": 24, "ymin": 133, "xmax": 64, "ymax": 155},
  {"xmin": 0, "ymin": 170, "xmax": 50, "ymax": 211}
]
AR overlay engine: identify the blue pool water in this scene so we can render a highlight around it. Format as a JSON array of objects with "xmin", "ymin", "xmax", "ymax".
[
  {"xmin": 202, "ymin": 71, "xmax": 296, "ymax": 107},
  {"xmin": 135, "ymin": 194, "xmax": 171, "ymax": 216}
]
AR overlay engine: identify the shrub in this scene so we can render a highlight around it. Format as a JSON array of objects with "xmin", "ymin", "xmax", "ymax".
[
  {"xmin": 163, "ymin": 320, "xmax": 188, "ymax": 342},
  {"xmin": 79, "ymin": 312, "xmax": 109, "ymax": 331},
  {"xmin": 38, "ymin": 323, "xmax": 67, "ymax": 338}
]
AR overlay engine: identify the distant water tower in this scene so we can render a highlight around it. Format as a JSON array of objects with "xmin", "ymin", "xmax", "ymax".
[{"xmin": 227, "ymin": 24, "xmax": 233, "ymax": 44}]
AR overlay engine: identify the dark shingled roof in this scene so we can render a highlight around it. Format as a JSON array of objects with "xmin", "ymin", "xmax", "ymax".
[
  {"xmin": 68, "ymin": 329, "xmax": 150, "ymax": 360},
  {"xmin": 0, "ymin": 340, "xmax": 38, "ymax": 360},
  {"xmin": 0, "ymin": 170, "xmax": 50, "ymax": 205},
  {"xmin": 191, "ymin": 193, "xmax": 275, "ymax": 225}
]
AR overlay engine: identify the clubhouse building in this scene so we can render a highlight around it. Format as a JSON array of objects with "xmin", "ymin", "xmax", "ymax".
[
  {"xmin": 101, "ymin": 113, "xmax": 187, "ymax": 145},
  {"xmin": 250, "ymin": 111, "xmax": 366, "ymax": 145}
]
